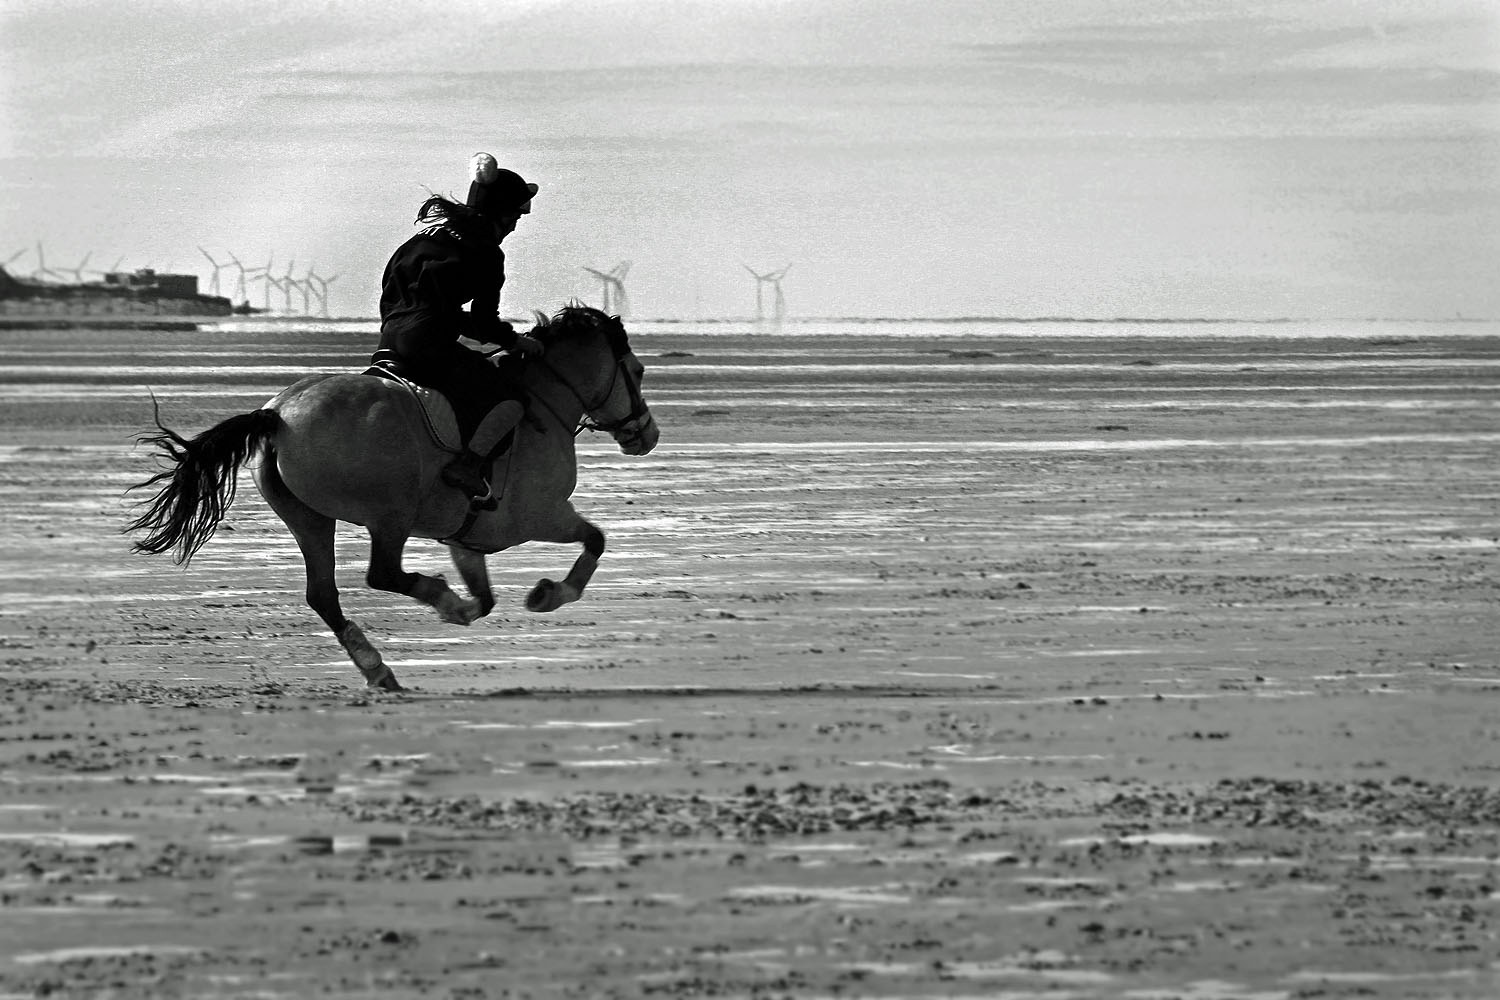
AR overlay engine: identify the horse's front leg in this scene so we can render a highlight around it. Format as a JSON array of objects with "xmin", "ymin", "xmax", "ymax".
[
  {"xmin": 446, "ymin": 544, "xmax": 496, "ymax": 620},
  {"xmin": 526, "ymin": 513, "xmax": 605, "ymax": 613},
  {"xmin": 366, "ymin": 521, "xmax": 483, "ymax": 626}
]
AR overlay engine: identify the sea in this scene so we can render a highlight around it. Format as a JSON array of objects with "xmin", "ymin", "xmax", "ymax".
[
  {"xmin": 195, "ymin": 316, "xmax": 1500, "ymax": 341},
  {"xmin": 3, "ymin": 315, "xmax": 1498, "ymax": 439}
]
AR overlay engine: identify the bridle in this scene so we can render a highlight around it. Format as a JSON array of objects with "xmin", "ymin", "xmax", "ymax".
[{"xmin": 530, "ymin": 348, "xmax": 650, "ymax": 440}]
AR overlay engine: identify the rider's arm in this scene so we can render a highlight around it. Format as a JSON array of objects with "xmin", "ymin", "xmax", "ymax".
[
  {"xmin": 465, "ymin": 315, "xmax": 518, "ymax": 347},
  {"xmin": 459, "ymin": 245, "xmax": 517, "ymax": 347}
]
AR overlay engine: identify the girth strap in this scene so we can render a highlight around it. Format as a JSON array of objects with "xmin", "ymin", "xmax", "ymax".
[
  {"xmin": 438, "ymin": 435, "xmax": 517, "ymax": 551},
  {"xmin": 439, "ymin": 502, "xmax": 492, "ymax": 551}
]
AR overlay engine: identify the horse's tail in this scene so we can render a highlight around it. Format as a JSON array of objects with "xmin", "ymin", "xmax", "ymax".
[{"xmin": 125, "ymin": 397, "xmax": 281, "ymax": 564}]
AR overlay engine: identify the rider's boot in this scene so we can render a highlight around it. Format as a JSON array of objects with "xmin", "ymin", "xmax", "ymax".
[{"xmin": 442, "ymin": 400, "xmax": 524, "ymax": 500}]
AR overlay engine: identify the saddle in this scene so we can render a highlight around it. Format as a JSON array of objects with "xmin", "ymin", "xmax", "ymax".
[{"xmin": 362, "ymin": 351, "xmax": 464, "ymax": 454}]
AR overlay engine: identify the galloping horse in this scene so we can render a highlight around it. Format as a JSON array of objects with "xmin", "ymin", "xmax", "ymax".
[{"xmin": 126, "ymin": 305, "xmax": 659, "ymax": 691}]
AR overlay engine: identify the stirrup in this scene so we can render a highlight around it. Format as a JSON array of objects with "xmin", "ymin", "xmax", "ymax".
[
  {"xmin": 441, "ymin": 454, "xmax": 491, "ymax": 500},
  {"xmin": 441, "ymin": 474, "xmax": 491, "ymax": 502}
]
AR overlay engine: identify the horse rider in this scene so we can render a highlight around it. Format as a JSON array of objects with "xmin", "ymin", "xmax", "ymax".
[{"xmin": 375, "ymin": 152, "xmax": 546, "ymax": 500}]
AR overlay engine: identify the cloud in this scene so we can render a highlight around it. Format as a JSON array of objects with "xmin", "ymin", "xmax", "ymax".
[
  {"xmin": 957, "ymin": 8, "xmax": 1500, "ymax": 138},
  {"xmin": 4, "ymin": 0, "xmax": 1497, "ymax": 318}
]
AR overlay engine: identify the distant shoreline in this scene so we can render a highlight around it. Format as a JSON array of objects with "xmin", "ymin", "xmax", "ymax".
[
  {"xmin": 0, "ymin": 317, "xmax": 206, "ymax": 331},
  {"xmin": 636, "ymin": 315, "xmax": 1497, "ymax": 326},
  {"xmin": 2, "ymin": 315, "xmax": 1493, "ymax": 332}
]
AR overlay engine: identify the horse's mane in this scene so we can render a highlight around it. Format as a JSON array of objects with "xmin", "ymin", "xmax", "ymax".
[{"xmin": 531, "ymin": 302, "xmax": 631, "ymax": 357}]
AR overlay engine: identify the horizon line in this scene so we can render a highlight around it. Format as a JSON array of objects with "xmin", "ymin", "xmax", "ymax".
[{"xmin": 234, "ymin": 314, "xmax": 1498, "ymax": 325}]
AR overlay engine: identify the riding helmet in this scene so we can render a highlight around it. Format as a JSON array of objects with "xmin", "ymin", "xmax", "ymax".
[{"xmin": 466, "ymin": 152, "xmax": 539, "ymax": 218}]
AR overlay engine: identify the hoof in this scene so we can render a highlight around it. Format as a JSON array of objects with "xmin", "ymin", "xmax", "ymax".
[
  {"xmin": 437, "ymin": 596, "xmax": 483, "ymax": 626},
  {"xmin": 526, "ymin": 579, "xmax": 560, "ymax": 613},
  {"xmin": 365, "ymin": 666, "xmax": 405, "ymax": 692}
]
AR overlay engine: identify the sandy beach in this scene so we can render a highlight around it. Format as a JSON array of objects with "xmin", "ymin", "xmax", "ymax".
[{"xmin": 1, "ymin": 319, "xmax": 1498, "ymax": 998}]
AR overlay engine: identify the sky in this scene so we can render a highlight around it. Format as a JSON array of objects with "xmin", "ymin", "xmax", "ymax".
[{"xmin": 2, "ymin": 0, "xmax": 1498, "ymax": 320}]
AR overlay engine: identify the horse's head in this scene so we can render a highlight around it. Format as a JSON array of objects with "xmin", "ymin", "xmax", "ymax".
[{"xmin": 530, "ymin": 305, "xmax": 659, "ymax": 455}]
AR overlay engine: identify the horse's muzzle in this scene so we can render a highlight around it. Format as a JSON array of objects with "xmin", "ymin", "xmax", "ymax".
[{"xmin": 614, "ymin": 414, "xmax": 659, "ymax": 456}]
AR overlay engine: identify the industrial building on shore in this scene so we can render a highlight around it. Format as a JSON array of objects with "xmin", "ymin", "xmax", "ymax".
[{"xmin": 0, "ymin": 266, "xmax": 236, "ymax": 317}]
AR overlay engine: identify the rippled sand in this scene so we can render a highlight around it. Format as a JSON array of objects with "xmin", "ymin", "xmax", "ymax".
[{"xmin": 1, "ymin": 320, "xmax": 1498, "ymax": 998}]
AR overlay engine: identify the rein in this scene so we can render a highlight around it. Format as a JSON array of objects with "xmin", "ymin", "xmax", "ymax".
[{"xmin": 529, "ymin": 354, "xmax": 646, "ymax": 438}]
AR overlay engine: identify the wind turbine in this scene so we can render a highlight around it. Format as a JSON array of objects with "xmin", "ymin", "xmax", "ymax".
[
  {"xmin": 225, "ymin": 251, "xmax": 252, "ymax": 303},
  {"xmin": 610, "ymin": 261, "xmax": 631, "ymax": 318},
  {"xmin": 255, "ymin": 256, "xmax": 276, "ymax": 311},
  {"xmin": 291, "ymin": 264, "xmax": 316, "ymax": 314},
  {"xmin": 307, "ymin": 269, "xmax": 339, "ymax": 317},
  {"xmin": 32, "ymin": 244, "xmax": 66, "ymax": 283},
  {"xmin": 4, "ymin": 248, "xmax": 28, "ymax": 275},
  {"xmin": 744, "ymin": 264, "xmax": 791, "ymax": 325},
  {"xmin": 582, "ymin": 260, "xmax": 630, "ymax": 318},
  {"xmin": 583, "ymin": 267, "xmax": 613, "ymax": 312},
  {"xmin": 767, "ymin": 265, "xmax": 791, "ymax": 322},
  {"xmin": 199, "ymin": 247, "xmax": 231, "ymax": 296},
  {"xmin": 280, "ymin": 260, "xmax": 299, "ymax": 313},
  {"xmin": 240, "ymin": 261, "xmax": 269, "ymax": 310},
  {"xmin": 305, "ymin": 270, "xmax": 325, "ymax": 317},
  {"xmin": 64, "ymin": 253, "xmax": 94, "ymax": 283},
  {"xmin": 263, "ymin": 272, "xmax": 285, "ymax": 314},
  {"xmin": 744, "ymin": 265, "xmax": 765, "ymax": 321}
]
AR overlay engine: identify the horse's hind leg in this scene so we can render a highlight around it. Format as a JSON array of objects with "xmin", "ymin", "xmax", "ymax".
[
  {"xmin": 256, "ymin": 463, "xmax": 402, "ymax": 691},
  {"xmin": 365, "ymin": 521, "xmax": 484, "ymax": 626},
  {"xmin": 526, "ymin": 512, "xmax": 605, "ymax": 613}
]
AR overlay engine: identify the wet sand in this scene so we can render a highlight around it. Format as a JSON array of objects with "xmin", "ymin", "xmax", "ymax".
[{"xmin": 2, "ymin": 321, "xmax": 1499, "ymax": 998}]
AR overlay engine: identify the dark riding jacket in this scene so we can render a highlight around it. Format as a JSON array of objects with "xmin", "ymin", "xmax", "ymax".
[{"xmin": 376, "ymin": 219, "xmax": 520, "ymax": 377}]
